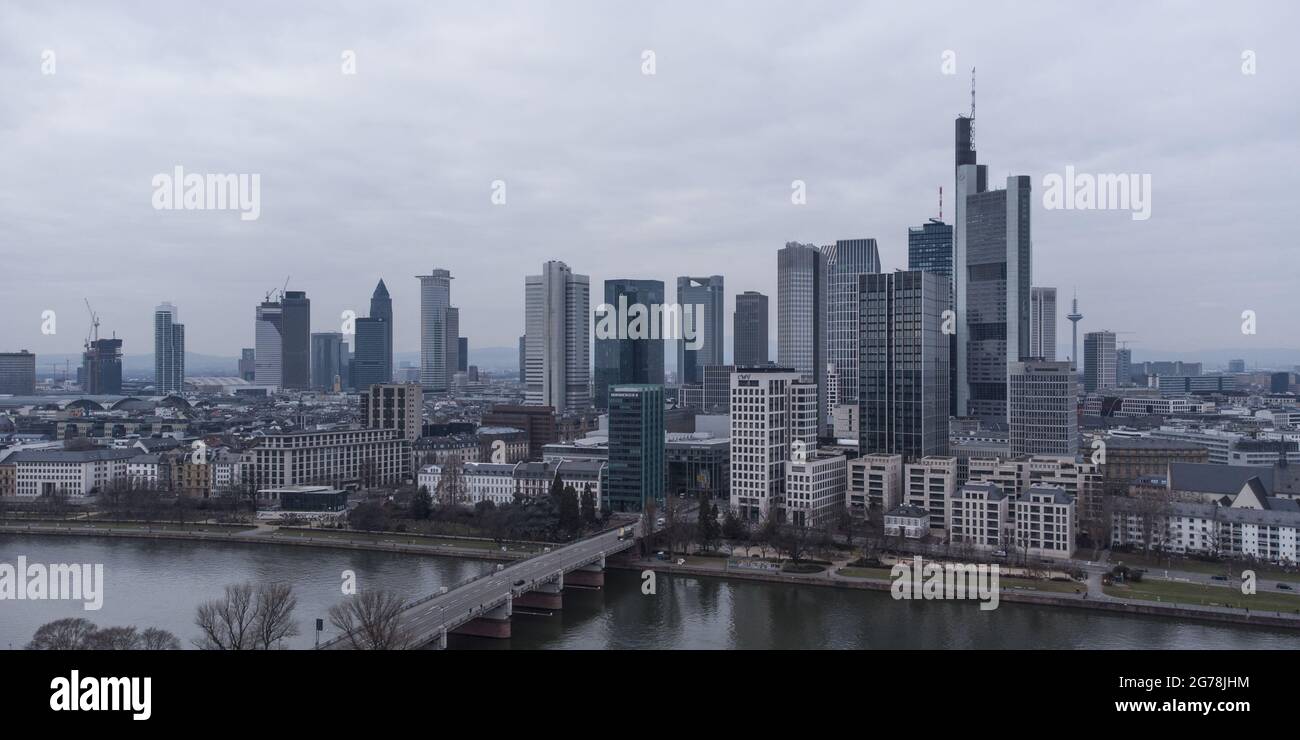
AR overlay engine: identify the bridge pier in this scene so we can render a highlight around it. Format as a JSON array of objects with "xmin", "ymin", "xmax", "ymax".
[
  {"xmin": 514, "ymin": 576, "xmax": 564, "ymax": 610},
  {"xmin": 565, "ymin": 563, "xmax": 605, "ymax": 589},
  {"xmin": 451, "ymin": 594, "xmax": 513, "ymax": 640}
]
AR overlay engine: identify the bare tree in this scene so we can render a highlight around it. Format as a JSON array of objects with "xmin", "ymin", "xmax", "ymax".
[
  {"xmin": 139, "ymin": 628, "xmax": 182, "ymax": 650},
  {"xmin": 328, "ymin": 589, "xmax": 413, "ymax": 650},
  {"xmin": 435, "ymin": 455, "xmax": 468, "ymax": 507},
  {"xmin": 194, "ymin": 581, "xmax": 299, "ymax": 650},
  {"xmin": 25, "ymin": 617, "xmax": 97, "ymax": 650}
]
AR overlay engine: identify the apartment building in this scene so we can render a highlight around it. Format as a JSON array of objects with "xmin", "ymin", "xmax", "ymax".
[{"xmin": 848, "ymin": 453, "xmax": 902, "ymax": 514}]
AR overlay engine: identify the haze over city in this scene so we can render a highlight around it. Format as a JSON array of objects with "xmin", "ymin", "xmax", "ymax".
[{"xmin": 2, "ymin": 1, "xmax": 1296, "ymax": 364}]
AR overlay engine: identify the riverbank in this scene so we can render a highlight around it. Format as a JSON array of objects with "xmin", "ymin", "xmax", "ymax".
[
  {"xmin": 0, "ymin": 522, "xmax": 532, "ymax": 561},
  {"xmin": 613, "ymin": 555, "xmax": 1300, "ymax": 632}
]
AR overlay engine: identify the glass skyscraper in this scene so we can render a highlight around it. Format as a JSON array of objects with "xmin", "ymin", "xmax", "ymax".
[
  {"xmin": 824, "ymin": 238, "xmax": 880, "ymax": 414},
  {"xmin": 733, "ymin": 291, "xmax": 769, "ymax": 367},
  {"xmin": 594, "ymin": 279, "xmax": 664, "ymax": 410},
  {"xmin": 675, "ymin": 275, "xmax": 724, "ymax": 385},
  {"xmin": 777, "ymin": 242, "xmax": 827, "ymax": 429},
  {"xmin": 153, "ymin": 302, "xmax": 185, "ymax": 394},
  {"xmin": 606, "ymin": 384, "xmax": 664, "ymax": 513},
  {"xmin": 353, "ymin": 279, "xmax": 393, "ymax": 391},
  {"xmin": 858, "ymin": 270, "xmax": 951, "ymax": 460}
]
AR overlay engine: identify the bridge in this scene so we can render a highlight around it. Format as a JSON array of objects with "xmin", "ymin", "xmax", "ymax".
[{"xmin": 320, "ymin": 519, "xmax": 641, "ymax": 649}]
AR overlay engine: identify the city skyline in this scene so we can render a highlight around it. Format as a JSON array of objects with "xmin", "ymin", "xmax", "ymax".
[{"xmin": 3, "ymin": 3, "xmax": 1295, "ymax": 364}]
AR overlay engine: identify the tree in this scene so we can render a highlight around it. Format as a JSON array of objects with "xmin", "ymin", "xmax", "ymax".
[
  {"xmin": 25, "ymin": 618, "xmax": 97, "ymax": 650},
  {"xmin": 697, "ymin": 493, "xmax": 721, "ymax": 552},
  {"xmin": 139, "ymin": 628, "xmax": 182, "ymax": 650},
  {"xmin": 774, "ymin": 522, "xmax": 814, "ymax": 563},
  {"xmin": 555, "ymin": 483, "xmax": 580, "ymax": 538},
  {"xmin": 85, "ymin": 626, "xmax": 141, "ymax": 650},
  {"xmin": 328, "ymin": 589, "xmax": 413, "ymax": 649},
  {"xmin": 193, "ymin": 581, "xmax": 299, "ymax": 650},
  {"xmin": 580, "ymin": 486, "xmax": 597, "ymax": 527},
  {"xmin": 721, "ymin": 509, "xmax": 748, "ymax": 543},
  {"xmin": 411, "ymin": 485, "xmax": 433, "ymax": 520},
  {"xmin": 435, "ymin": 456, "xmax": 468, "ymax": 507},
  {"xmin": 349, "ymin": 501, "xmax": 388, "ymax": 531}
]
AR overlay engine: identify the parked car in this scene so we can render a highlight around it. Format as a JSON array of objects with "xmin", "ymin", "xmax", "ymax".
[
  {"xmin": 1278, "ymin": 583, "xmax": 1293, "ymax": 590},
  {"xmin": 514, "ymin": 579, "xmax": 526, "ymax": 587},
  {"xmin": 1211, "ymin": 575, "xmax": 1228, "ymax": 581}
]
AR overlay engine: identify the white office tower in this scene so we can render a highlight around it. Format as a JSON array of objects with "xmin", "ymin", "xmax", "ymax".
[
  {"xmin": 1008, "ymin": 360, "xmax": 1078, "ymax": 457},
  {"xmin": 525, "ymin": 261, "xmax": 591, "ymax": 411},
  {"xmin": 1083, "ymin": 330, "xmax": 1117, "ymax": 394},
  {"xmin": 823, "ymin": 238, "xmax": 881, "ymax": 413},
  {"xmin": 777, "ymin": 242, "xmax": 828, "ymax": 428},
  {"xmin": 1029, "ymin": 287, "xmax": 1057, "ymax": 360},
  {"xmin": 729, "ymin": 368, "xmax": 818, "ymax": 522},
  {"xmin": 154, "ymin": 302, "xmax": 185, "ymax": 394},
  {"xmin": 417, "ymin": 268, "xmax": 458, "ymax": 391},
  {"xmin": 254, "ymin": 300, "xmax": 283, "ymax": 388}
]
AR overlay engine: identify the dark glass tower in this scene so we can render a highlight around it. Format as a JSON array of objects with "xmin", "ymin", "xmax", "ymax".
[
  {"xmin": 594, "ymin": 279, "xmax": 665, "ymax": 409},
  {"xmin": 280, "ymin": 290, "xmax": 311, "ymax": 390},
  {"xmin": 675, "ymin": 275, "xmax": 724, "ymax": 385},
  {"xmin": 606, "ymin": 384, "xmax": 664, "ymax": 513},
  {"xmin": 858, "ymin": 271, "xmax": 951, "ymax": 460},
  {"xmin": 733, "ymin": 291, "xmax": 769, "ymax": 367},
  {"xmin": 353, "ymin": 280, "xmax": 393, "ymax": 391}
]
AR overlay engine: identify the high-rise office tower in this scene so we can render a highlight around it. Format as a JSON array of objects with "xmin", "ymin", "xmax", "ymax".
[
  {"xmin": 445, "ymin": 307, "xmax": 460, "ymax": 385},
  {"xmin": 0, "ymin": 351, "xmax": 37, "ymax": 395},
  {"xmin": 518, "ymin": 335, "xmax": 526, "ymax": 383},
  {"xmin": 82, "ymin": 338, "xmax": 123, "ymax": 395},
  {"xmin": 1008, "ymin": 360, "xmax": 1077, "ymax": 457},
  {"xmin": 676, "ymin": 275, "xmax": 724, "ymax": 385},
  {"xmin": 733, "ymin": 291, "xmax": 769, "ymax": 366},
  {"xmin": 729, "ymin": 367, "xmax": 818, "ymax": 521},
  {"xmin": 777, "ymin": 242, "xmax": 828, "ymax": 428},
  {"xmin": 824, "ymin": 238, "xmax": 880, "ymax": 413},
  {"xmin": 354, "ymin": 280, "xmax": 393, "ymax": 391},
  {"xmin": 858, "ymin": 271, "xmax": 951, "ymax": 460},
  {"xmin": 310, "ymin": 332, "xmax": 345, "ymax": 390},
  {"xmin": 909, "ymin": 218, "xmax": 957, "ymax": 417},
  {"xmin": 1116, "ymin": 347, "xmax": 1133, "ymax": 387},
  {"xmin": 524, "ymin": 261, "xmax": 590, "ymax": 411},
  {"xmin": 457, "ymin": 337, "xmax": 468, "ymax": 373},
  {"xmin": 594, "ymin": 279, "xmax": 665, "ymax": 409},
  {"xmin": 1271, "ymin": 372, "xmax": 1293, "ymax": 393},
  {"xmin": 1229, "ymin": 359, "xmax": 1246, "ymax": 373},
  {"xmin": 153, "ymin": 302, "xmax": 185, "ymax": 394},
  {"xmin": 1083, "ymin": 330, "xmax": 1117, "ymax": 393},
  {"xmin": 255, "ymin": 300, "xmax": 284, "ymax": 387},
  {"xmin": 606, "ymin": 384, "xmax": 665, "ymax": 513},
  {"xmin": 239, "ymin": 348, "xmax": 255, "ymax": 381},
  {"xmin": 416, "ymin": 269, "xmax": 458, "ymax": 391},
  {"xmin": 1029, "ymin": 287, "xmax": 1057, "ymax": 361},
  {"xmin": 279, "ymin": 290, "xmax": 311, "ymax": 390}
]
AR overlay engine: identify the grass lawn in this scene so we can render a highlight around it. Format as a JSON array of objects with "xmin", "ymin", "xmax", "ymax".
[
  {"xmin": 1114, "ymin": 551, "xmax": 1300, "ymax": 584},
  {"xmin": 271, "ymin": 528, "xmax": 536, "ymax": 552},
  {"xmin": 999, "ymin": 576, "xmax": 1084, "ymax": 594},
  {"xmin": 1105, "ymin": 579, "xmax": 1300, "ymax": 612}
]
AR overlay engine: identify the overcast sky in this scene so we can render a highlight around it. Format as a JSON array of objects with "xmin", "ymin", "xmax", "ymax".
[{"xmin": 2, "ymin": 1, "xmax": 1296, "ymax": 367}]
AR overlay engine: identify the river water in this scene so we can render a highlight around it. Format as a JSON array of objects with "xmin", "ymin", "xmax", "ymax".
[{"xmin": 3, "ymin": 534, "xmax": 1297, "ymax": 650}]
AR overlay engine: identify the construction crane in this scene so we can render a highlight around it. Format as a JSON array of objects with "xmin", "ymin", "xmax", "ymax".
[{"xmin": 83, "ymin": 299, "xmax": 100, "ymax": 348}]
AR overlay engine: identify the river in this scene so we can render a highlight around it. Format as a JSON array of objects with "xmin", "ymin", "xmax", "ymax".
[{"xmin": 3, "ymin": 534, "xmax": 1298, "ymax": 650}]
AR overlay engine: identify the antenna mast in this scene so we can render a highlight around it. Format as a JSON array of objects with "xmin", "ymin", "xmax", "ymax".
[
  {"xmin": 938, "ymin": 187, "xmax": 943, "ymax": 221},
  {"xmin": 969, "ymin": 67, "xmax": 976, "ymax": 150}
]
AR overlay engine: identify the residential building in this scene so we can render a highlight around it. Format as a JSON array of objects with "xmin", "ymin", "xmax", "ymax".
[{"xmin": 848, "ymin": 453, "xmax": 903, "ymax": 514}]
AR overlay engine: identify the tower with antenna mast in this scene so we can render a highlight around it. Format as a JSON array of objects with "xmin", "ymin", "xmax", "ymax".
[{"xmin": 1067, "ymin": 290, "xmax": 1084, "ymax": 373}]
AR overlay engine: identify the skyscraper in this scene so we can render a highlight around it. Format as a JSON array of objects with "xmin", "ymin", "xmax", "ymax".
[
  {"xmin": 907, "ymin": 219, "xmax": 954, "ymax": 296},
  {"xmin": 457, "ymin": 337, "xmax": 468, "ymax": 373},
  {"xmin": 1083, "ymin": 330, "xmax": 1117, "ymax": 394},
  {"xmin": 416, "ymin": 269, "xmax": 457, "ymax": 391},
  {"xmin": 1009, "ymin": 360, "xmax": 1077, "ymax": 457},
  {"xmin": 353, "ymin": 279, "xmax": 393, "ymax": 391},
  {"xmin": 0, "ymin": 351, "xmax": 36, "ymax": 395},
  {"xmin": 82, "ymin": 338, "xmax": 122, "ymax": 395},
  {"xmin": 955, "ymin": 172, "xmax": 1032, "ymax": 427},
  {"xmin": 1116, "ymin": 347, "xmax": 1132, "ymax": 387},
  {"xmin": 675, "ymin": 275, "xmax": 724, "ymax": 385},
  {"xmin": 733, "ymin": 291, "xmax": 769, "ymax": 366},
  {"xmin": 606, "ymin": 384, "xmax": 664, "ymax": 513},
  {"xmin": 729, "ymin": 367, "xmax": 818, "ymax": 521},
  {"xmin": 858, "ymin": 271, "xmax": 951, "ymax": 460},
  {"xmin": 777, "ymin": 242, "xmax": 828, "ymax": 428},
  {"xmin": 824, "ymin": 238, "xmax": 880, "ymax": 414},
  {"xmin": 1030, "ymin": 287, "xmax": 1057, "ymax": 360},
  {"xmin": 310, "ymin": 332, "xmax": 345, "ymax": 390},
  {"xmin": 594, "ymin": 279, "xmax": 665, "ymax": 409},
  {"xmin": 524, "ymin": 261, "xmax": 590, "ymax": 411},
  {"xmin": 280, "ymin": 290, "xmax": 311, "ymax": 390},
  {"xmin": 445, "ymin": 307, "xmax": 460, "ymax": 385},
  {"xmin": 239, "ymin": 348, "xmax": 255, "ymax": 381},
  {"xmin": 254, "ymin": 300, "xmax": 284, "ymax": 387},
  {"xmin": 153, "ymin": 302, "xmax": 185, "ymax": 394}
]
